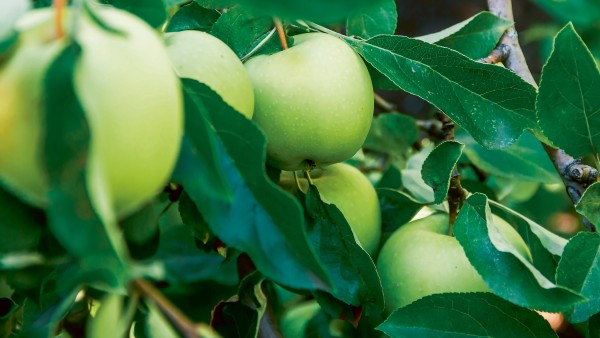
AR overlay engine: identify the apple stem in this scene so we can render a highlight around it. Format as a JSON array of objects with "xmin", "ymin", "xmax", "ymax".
[
  {"xmin": 273, "ymin": 18, "xmax": 288, "ymax": 50},
  {"xmin": 303, "ymin": 170, "xmax": 315, "ymax": 186},
  {"xmin": 293, "ymin": 171, "xmax": 303, "ymax": 192},
  {"xmin": 487, "ymin": 0, "xmax": 597, "ymax": 232},
  {"xmin": 53, "ymin": 0, "xmax": 67, "ymax": 39}
]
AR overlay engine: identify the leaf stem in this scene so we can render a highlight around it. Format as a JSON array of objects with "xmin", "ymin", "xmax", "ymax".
[
  {"xmin": 273, "ymin": 18, "xmax": 288, "ymax": 50},
  {"xmin": 132, "ymin": 279, "xmax": 200, "ymax": 338},
  {"xmin": 53, "ymin": 0, "xmax": 67, "ymax": 39},
  {"xmin": 487, "ymin": 0, "xmax": 598, "ymax": 232},
  {"xmin": 241, "ymin": 28, "xmax": 277, "ymax": 62}
]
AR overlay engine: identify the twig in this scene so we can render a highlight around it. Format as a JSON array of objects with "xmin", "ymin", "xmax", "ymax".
[
  {"xmin": 132, "ymin": 279, "xmax": 200, "ymax": 338},
  {"xmin": 437, "ymin": 113, "xmax": 466, "ymax": 235},
  {"xmin": 374, "ymin": 93, "xmax": 397, "ymax": 112},
  {"xmin": 478, "ymin": 44, "xmax": 510, "ymax": 64},
  {"xmin": 487, "ymin": 0, "xmax": 598, "ymax": 232},
  {"xmin": 273, "ymin": 18, "xmax": 288, "ymax": 50}
]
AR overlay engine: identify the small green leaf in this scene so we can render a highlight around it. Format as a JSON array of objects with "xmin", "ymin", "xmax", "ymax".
[
  {"xmin": 363, "ymin": 113, "xmax": 418, "ymax": 168},
  {"xmin": 193, "ymin": 0, "xmax": 234, "ymax": 9},
  {"xmin": 378, "ymin": 293, "xmax": 557, "ymax": 338},
  {"xmin": 121, "ymin": 198, "xmax": 168, "ymax": 260},
  {"xmin": 458, "ymin": 130, "xmax": 561, "ymax": 184},
  {"xmin": 144, "ymin": 303, "xmax": 179, "ymax": 338},
  {"xmin": 346, "ymin": 0, "xmax": 397, "ymax": 39},
  {"xmin": 401, "ymin": 144, "xmax": 435, "ymax": 204},
  {"xmin": 537, "ymin": 23, "xmax": 600, "ymax": 159},
  {"xmin": 345, "ymin": 35, "xmax": 537, "ymax": 149},
  {"xmin": 421, "ymin": 140, "xmax": 464, "ymax": 204},
  {"xmin": 556, "ymin": 232, "xmax": 600, "ymax": 323},
  {"xmin": 166, "ymin": 2, "xmax": 220, "ymax": 33},
  {"xmin": 455, "ymin": 194, "xmax": 583, "ymax": 312},
  {"xmin": 576, "ymin": 182, "xmax": 600, "ymax": 225},
  {"xmin": 303, "ymin": 185, "xmax": 384, "ymax": 315},
  {"xmin": 377, "ymin": 188, "xmax": 423, "ymax": 243},
  {"xmin": 174, "ymin": 80, "xmax": 330, "ymax": 291},
  {"xmin": 108, "ymin": 0, "xmax": 168, "ymax": 28},
  {"xmin": 417, "ymin": 12, "xmax": 513, "ymax": 59},
  {"xmin": 210, "ymin": 6, "xmax": 273, "ymax": 58}
]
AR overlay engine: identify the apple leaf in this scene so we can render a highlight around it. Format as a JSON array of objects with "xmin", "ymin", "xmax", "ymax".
[
  {"xmin": 344, "ymin": 35, "xmax": 537, "ymax": 150},
  {"xmin": 377, "ymin": 188, "xmax": 423, "ymax": 244},
  {"xmin": 401, "ymin": 144, "xmax": 435, "ymax": 204},
  {"xmin": 0, "ymin": 186, "xmax": 43, "ymax": 254},
  {"xmin": 302, "ymin": 185, "xmax": 385, "ymax": 316},
  {"xmin": 363, "ymin": 113, "xmax": 419, "ymax": 168},
  {"xmin": 531, "ymin": 0, "xmax": 600, "ymax": 29},
  {"xmin": 457, "ymin": 130, "xmax": 561, "ymax": 184},
  {"xmin": 174, "ymin": 79, "xmax": 330, "ymax": 291},
  {"xmin": 576, "ymin": 182, "xmax": 600, "ymax": 225},
  {"xmin": 346, "ymin": 0, "xmax": 397, "ymax": 39},
  {"xmin": 166, "ymin": 2, "xmax": 221, "ymax": 33},
  {"xmin": 43, "ymin": 43, "xmax": 127, "ymax": 287},
  {"xmin": 421, "ymin": 140, "xmax": 464, "ymax": 204},
  {"xmin": 556, "ymin": 232, "xmax": 600, "ymax": 323},
  {"xmin": 235, "ymin": 0, "xmax": 386, "ymax": 23},
  {"xmin": 107, "ymin": 0, "xmax": 168, "ymax": 28},
  {"xmin": 87, "ymin": 294, "xmax": 124, "ymax": 338},
  {"xmin": 537, "ymin": 23, "xmax": 600, "ymax": 159},
  {"xmin": 454, "ymin": 193, "xmax": 583, "ymax": 312},
  {"xmin": 143, "ymin": 302, "xmax": 179, "ymax": 338},
  {"xmin": 417, "ymin": 11, "xmax": 513, "ymax": 60},
  {"xmin": 193, "ymin": 0, "xmax": 235, "ymax": 9},
  {"xmin": 120, "ymin": 199, "xmax": 165, "ymax": 260},
  {"xmin": 377, "ymin": 292, "xmax": 557, "ymax": 338},
  {"xmin": 210, "ymin": 6, "xmax": 274, "ymax": 58}
]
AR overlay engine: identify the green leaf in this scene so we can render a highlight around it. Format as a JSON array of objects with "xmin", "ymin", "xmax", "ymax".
[
  {"xmin": 421, "ymin": 140, "xmax": 464, "ymax": 204},
  {"xmin": 457, "ymin": 130, "xmax": 561, "ymax": 184},
  {"xmin": 210, "ymin": 6, "xmax": 273, "ymax": 59},
  {"xmin": 344, "ymin": 35, "xmax": 537, "ymax": 149},
  {"xmin": 532, "ymin": 0, "xmax": 600, "ymax": 29},
  {"xmin": 121, "ymin": 198, "xmax": 168, "ymax": 260},
  {"xmin": 417, "ymin": 12, "xmax": 513, "ymax": 59},
  {"xmin": 174, "ymin": 79, "xmax": 330, "ymax": 291},
  {"xmin": 0, "ymin": 0, "xmax": 28, "ymax": 42},
  {"xmin": 43, "ymin": 43, "xmax": 126, "ymax": 284},
  {"xmin": 377, "ymin": 188, "xmax": 423, "ymax": 243},
  {"xmin": 378, "ymin": 293, "xmax": 557, "ymax": 338},
  {"xmin": 234, "ymin": 0, "xmax": 386, "ymax": 23},
  {"xmin": 537, "ymin": 23, "xmax": 600, "ymax": 159},
  {"xmin": 363, "ymin": 113, "xmax": 418, "ymax": 167},
  {"xmin": 590, "ymin": 312, "xmax": 600, "ymax": 338},
  {"xmin": 401, "ymin": 144, "xmax": 434, "ymax": 204},
  {"xmin": 144, "ymin": 302, "xmax": 179, "ymax": 338},
  {"xmin": 166, "ymin": 2, "xmax": 221, "ymax": 33},
  {"xmin": 303, "ymin": 185, "xmax": 384, "ymax": 315},
  {"xmin": 0, "ymin": 186, "xmax": 42, "ymax": 254},
  {"xmin": 193, "ymin": 0, "xmax": 234, "ymax": 9},
  {"xmin": 87, "ymin": 294, "xmax": 123, "ymax": 338},
  {"xmin": 556, "ymin": 232, "xmax": 600, "ymax": 323},
  {"xmin": 577, "ymin": 182, "xmax": 600, "ymax": 225},
  {"xmin": 346, "ymin": 0, "xmax": 397, "ymax": 39},
  {"xmin": 211, "ymin": 272, "xmax": 266, "ymax": 338},
  {"xmin": 108, "ymin": 0, "xmax": 168, "ymax": 28},
  {"xmin": 454, "ymin": 194, "xmax": 583, "ymax": 312}
]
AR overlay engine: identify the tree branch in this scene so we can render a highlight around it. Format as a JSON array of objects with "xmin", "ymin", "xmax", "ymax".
[{"xmin": 487, "ymin": 0, "xmax": 598, "ymax": 232}]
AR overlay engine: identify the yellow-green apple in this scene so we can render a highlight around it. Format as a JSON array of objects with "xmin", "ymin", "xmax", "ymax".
[
  {"xmin": 164, "ymin": 30, "xmax": 254, "ymax": 118},
  {"xmin": 377, "ymin": 213, "xmax": 532, "ymax": 313},
  {"xmin": 279, "ymin": 162, "xmax": 381, "ymax": 256},
  {"xmin": 0, "ymin": 6, "xmax": 183, "ymax": 219},
  {"xmin": 244, "ymin": 32, "xmax": 374, "ymax": 170}
]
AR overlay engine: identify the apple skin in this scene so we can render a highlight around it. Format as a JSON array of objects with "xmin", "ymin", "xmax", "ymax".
[
  {"xmin": 279, "ymin": 162, "xmax": 381, "ymax": 256},
  {"xmin": 376, "ymin": 213, "xmax": 532, "ymax": 313},
  {"xmin": 245, "ymin": 33, "xmax": 374, "ymax": 171},
  {"xmin": 0, "ymin": 7, "xmax": 183, "ymax": 219},
  {"xmin": 164, "ymin": 30, "xmax": 254, "ymax": 118}
]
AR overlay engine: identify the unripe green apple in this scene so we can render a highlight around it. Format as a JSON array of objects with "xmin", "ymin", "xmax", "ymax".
[
  {"xmin": 377, "ymin": 213, "xmax": 532, "ymax": 313},
  {"xmin": 0, "ymin": 7, "xmax": 183, "ymax": 218},
  {"xmin": 164, "ymin": 30, "xmax": 254, "ymax": 118},
  {"xmin": 245, "ymin": 33, "xmax": 374, "ymax": 170},
  {"xmin": 279, "ymin": 162, "xmax": 381, "ymax": 256}
]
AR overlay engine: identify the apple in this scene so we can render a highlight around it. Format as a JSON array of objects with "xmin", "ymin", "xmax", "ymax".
[
  {"xmin": 280, "ymin": 301, "xmax": 345, "ymax": 338},
  {"xmin": 244, "ymin": 32, "xmax": 374, "ymax": 171},
  {"xmin": 376, "ymin": 213, "xmax": 532, "ymax": 313},
  {"xmin": 279, "ymin": 162, "xmax": 381, "ymax": 256},
  {"xmin": 0, "ymin": 6, "xmax": 183, "ymax": 219},
  {"xmin": 164, "ymin": 30, "xmax": 254, "ymax": 118}
]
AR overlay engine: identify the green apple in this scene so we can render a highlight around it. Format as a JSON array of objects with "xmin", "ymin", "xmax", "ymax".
[
  {"xmin": 0, "ymin": 7, "xmax": 183, "ymax": 219},
  {"xmin": 376, "ymin": 213, "xmax": 532, "ymax": 313},
  {"xmin": 280, "ymin": 162, "xmax": 381, "ymax": 256},
  {"xmin": 164, "ymin": 30, "xmax": 254, "ymax": 118},
  {"xmin": 280, "ymin": 301, "xmax": 321, "ymax": 338},
  {"xmin": 245, "ymin": 33, "xmax": 374, "ymax": 170}
]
